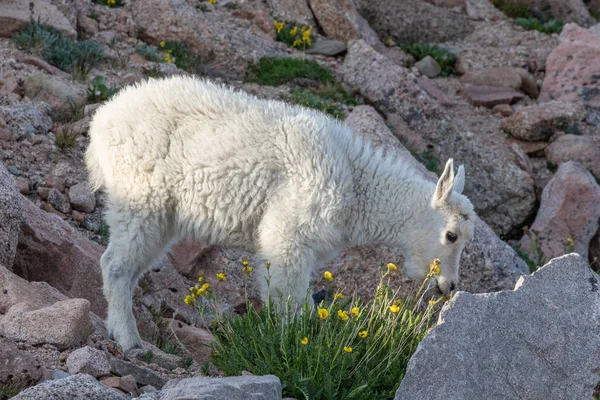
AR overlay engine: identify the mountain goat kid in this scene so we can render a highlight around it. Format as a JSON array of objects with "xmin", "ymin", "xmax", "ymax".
[{"xmin": 85, "ymin": 76, "xmax": 475, "ymax": 351}]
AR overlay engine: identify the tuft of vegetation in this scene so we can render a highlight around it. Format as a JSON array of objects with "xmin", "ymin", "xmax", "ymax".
[
  {"xmin": 94, "ymin": 0, "xmax": 124, "ymax": 7},
  {"xmin": 142, "ymin": 66, "xmax": 166, "ymax": 79},
  {"xmin": 135, "ymin": 45, "xmax": 164, "ymax": 63},
  {"xmin": 55, "ymin": 128, "xmax": 78, "ymax": 151},
  {"xmin": 162, "ymin": 41, "xmax": 200, "ymax": 72},
  {"xmin": 414, "ymin": 148, "xmax": 440, "ymax": 175},
  {"xmin": 289, "ymin": 88, "xmax": 345, "ymax": 119},
  {"xmin": 0, "ymin": 383, "xmax": 25, "ymax": 399},
  {"xmin": 514, "ymin": 17, "xmax": 565, "ymax": 34},
  {"xmin": 184, "ymin": 260, "xmax": 441, "ymax": 400},
  {"xmin": 98, "ymin": 222, "xmax": 110, "ymax": 241},
  {"xmin": 87, "ymin": 76, "xmax": 119, "ymax": 103},
  {"xmin": 403, "ymin": 44, "xmax": 457, "ymax": 77},
  {"xmin": 512, "ymin": 230, "xmax": 546, "ymax": 273},
  {"xmin": 145, "ymin": 350, "xmax": 154, "ymax": 363},
  {"xmin": 274, "ymin": 20, "xmax": 314, "ymax": 50},
  {"xmin": 12, "ymin": 23, "xmax": 104, "ymax": 80},
  {"xmin": 247, "ymin": 57, "xmax": 335, "ymax": 86},
  {"xmin": 492, "ymin": 0, "xmax": 530, "ymax": 19},
  {"xmin": 288, "ymin": 83, "xmax": 360, "ymax": 120}
]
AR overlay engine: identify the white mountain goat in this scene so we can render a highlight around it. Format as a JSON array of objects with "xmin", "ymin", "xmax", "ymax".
[{"xmin": 85, "ymin": 76, "xmax": 476, "ymax": 351}]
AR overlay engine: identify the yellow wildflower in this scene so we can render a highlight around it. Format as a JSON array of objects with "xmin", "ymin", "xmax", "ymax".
[
  {"xmin": 351, "ymin": 307, "xmax": 360, "ymax": 317},
  {"xmin": 243, "ymin": 266, "xmax": 253, "ymax": 274},
  {"xmin": 337, "ymin": 310, "xmax": 349, "ymax": 321},
  {"xmin": 184, "ymin": 295, "xmax": 194, "ymax": 305},
  {"xmin": 334, "ymin": 293, "xmax": 344, "ymax": 300},
  {"xmin": 164, "ymin": 53, "xmax": 172, "ymax": 64},
  {"xmin": 265, "ymin": 262, "xmax": 271, "ymax": 269},
  {"xmin": 274, "ymin": 20, "xmax": 284, "ymax": 33},
  {"xmin": 358, "ymin": 330, "xmax": 368, "ymax": 339},
  {"xmin": 389, "ymin": 304, "xmax": 400, "ymax": 314},
  {"xmin": 242, "ymin": 259, "xmax": 249, "ymax": 267},
  {"xmin": 318, "ymin": 308, "xmax": 329, "ymax": 319},
  {"xmin": 393, "ymin": 299, "xmax": 403, "ymax": 307},
  {"xmin": 217, "ymin": 273, "xmax": 226, "ymax": 281},
  {"xmin": 429, "ymin": 259, "xmax": 441, "ymax": 276},
  {"xmin": 107, "ymin": 0, "xmax": 116, "ymax": 5},
  {"xmin": 159, "ymin": 41, "xmax": 165, "ymax": 48},
  {"xmin": 293, "ymin": 39, "xmax": 303, "ymax": 48},
  {"xmin": 324, "ymin": 271, "xmax": 333, "ymax": 281},
  {"xmin": 198, "ymin": 275, "xmax": 204, "ymax": 283},
  {"xmin": 344, "ymin": 346, "xmax": 353, "ymax": 353},
  {"xmin": 301, "ymin": 337, "xmax": 309, "ymax": 346},
  {"xmin": 387, "ymin": 262, "xmax": 398, "ymax": 272},
  {"xmin": 566, "ymin": 237, "xmax": 574, "ymax": 247},
  {"xmin": 208, "ymin": 0, "xmax": 217, "ymax": 4},
  {"xmin": 428, "ymin": 299, "xmax": 436, "ymax": 307},
  {"xmin": 386, "ymin": 38, "xmax": 394, "ymax": 46},
  {"xmin": 290, "ymin": 26, "xmax": 298, "ymax": 36}
]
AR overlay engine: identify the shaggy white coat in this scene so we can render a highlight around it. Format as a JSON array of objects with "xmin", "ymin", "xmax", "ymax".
[{"xmin": 85, "ymin": 76, "xmax": 475, "ymax": 351}]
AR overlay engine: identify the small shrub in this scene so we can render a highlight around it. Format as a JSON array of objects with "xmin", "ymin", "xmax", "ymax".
[
  {"xmin": 88, "ymin": 76, "xmax": 119, "ymax": 103},
  {"xmin": 289, "ymin": 88, "xmax": 345, "ymax": 119},
  {"xmin": 514, "ymin": 17, "xmax": 565, "ymax": 34},
  {"xmin": 492, "ymin": 0, "xmax": 530, "ymax": 19},
  {"xmin": 274, "ymin": 20, "xmax": 314, "ymax": 50},
  {"xmin": 12, "ymin": 23, "xmax": 103, "ymax": 79},
  {"xmin": 247, "ymin": 57, "xmax": 335, "ymax": 86},
  {"xmin": 55, "ymin": 128, "xmax": 78, "ymax": 151},
  {"xmin": 415, "ymin": 148, "xmax": 440, "ymax": 175},
  {"xmin": 163, "ymin": 41, "xmax": 200, "ymax": 72},
  {"xmin": 403, "ymin": 44, "xmax": 457, "ymax": 77},
  {"xmin": 189, "ymin": 260, "xmax": 440, "ymax": 400},
  {"xmin": 135, "ymin": 45, "xmax": 164, "ymax": 63},
  {"xmin": 94, "ymin": 0, "xmax": 124, "ymax": 7},
  {"xmin": 145, "ymin": 350, "xmax": 154, "ymax": 363}
]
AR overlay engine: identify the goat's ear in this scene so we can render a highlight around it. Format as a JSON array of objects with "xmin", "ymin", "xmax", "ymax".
[
  {"xmin": 433, "ymin": 158, "xmax": 455, "ymax": 206},
  {"xmin": 452, "ymin": 165, "xmax": 465, "ymax": 194}
]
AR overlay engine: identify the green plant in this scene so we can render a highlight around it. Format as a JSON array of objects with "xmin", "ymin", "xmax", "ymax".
[
  {"xmin": 403, "ymin": 44, "xmax": 457, "ymax": 77},
  {"xmin": 145, "ymin": 350, "xmax": 154, "ymax": 363},
  {"xmin": 202, "ymin": 261, "xmax": 438, "ymax": 400},
  {"xmin": 289, "ymin": 88, "xmax": 345, "ymax": 119},
  {"xmin": 591, "ymin": 8, "xmax": 600, "ymax": 21},
  {"xmin": 98, "ymin": 222, "xmax": 110, "ymax": 241},
  {"xmin": 512, "ymin": 230, "xmax": 546, "ymax": 273},
  {"xmin": 514, "ymin": 17, "xmax": 565, "ymax": 34},
  {"xmin": 412, "ymin": 148, "xmax": 440, "ymax": 175},
  {"xmin": 162, "ymin": 41, "xmax": 200, "ymax": 72},
  {"xmin": 492, "ymin": 0, "xmax": 530, "ymax": 18},
  {"xmin": 88, "ymin": 76, "xmax": 119, "ymax": 103},
  {"xmin": 12, "ymin": 23, "xmax": 103, "ymax": 79},
  {"xmin": 143, "ymin": 66, "xmax": 166, "ymax": 79},
  {"xmin": 94, "ymin": 0, "xmax": 124, "ymax": 7},
  {"xmin": 274, "ymin": 21, "xmax": 314, "ymax": 50},
  {"xmin": 546, "ymin": 161, "xmax": 557, "ymax": 172},
  {"xmin": 55, "ymin": 126, "xmax": 78, "ymax": 150},
  {"xmin": 247, "ymin": 57, "xmax": 335, "ymax": 86},
  {"xmin": 0, "ymin": 383, "xmax": 25, "ymax": 399},
  {"xmin": 135, "ymin": 45, "xmax": 164, "ymax": 63},
  {"xmin": 184, "ymin": 357, "xmax": 194, "ymax": 369}
]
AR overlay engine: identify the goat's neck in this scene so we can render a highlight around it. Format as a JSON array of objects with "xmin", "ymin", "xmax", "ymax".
[{"xmin": 346, "ymin": 155, "xmax": 434, "ymax": 249}]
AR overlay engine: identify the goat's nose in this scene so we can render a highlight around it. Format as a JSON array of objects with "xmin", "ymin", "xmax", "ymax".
[{"xmin": 450, "ymin": 282, "xmax": 456, "ymax": 292}]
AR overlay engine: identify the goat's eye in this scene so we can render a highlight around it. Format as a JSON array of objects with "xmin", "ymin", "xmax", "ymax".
[{"xmin": 446, "ymin": 231, "xmax": 458, "ymax": 243}]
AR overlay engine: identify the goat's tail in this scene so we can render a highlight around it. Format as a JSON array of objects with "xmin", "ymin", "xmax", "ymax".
[{"xmin": 85, "ymin": 131, "xmax": 106, "ymax": 193}]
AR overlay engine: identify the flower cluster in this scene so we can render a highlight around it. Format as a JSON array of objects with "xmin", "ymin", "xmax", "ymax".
[
  {"xmin": 184, "ymin": 278, "xmax": 211, "ymax": 305},
  {"xmin": 428, "ymin": 258, "xmax": 441, "ymax": 277},
  {"xmin": 273, "ymin": 20, "xmax": 313, "ymax": 49}
]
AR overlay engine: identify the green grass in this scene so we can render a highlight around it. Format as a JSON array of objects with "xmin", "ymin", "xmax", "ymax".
[
  {"xmin": 205, "ymin": 263, "xmax": 437, "ymax": 400},
  {"xmin": 288, "ymin": 83, "xmax": 360, "ymax": 120},
  {"xmin": 247, "ymin": 57, "xmax": 335, "ymax": 86},
  {"xmin": 0, "ymin": 383, "xmax": 26, "ymax": 399},
  {"xmin": 492, "ymin": 0, "xmax": 530, "ymax": 18},
  {"xmin": 515, "ymin": 17, "xmax": 565, "ymax": 34},
  {"xmin": 12, "ymin": 23, "xmax": 104, "ymax": 80},
  {"xmin": 87, "ymin": 76, "xmax": 119, "ymax": 103},
  {"xmin": 403, "ymin": 44, "xmax": 457, "ymax": 77}
]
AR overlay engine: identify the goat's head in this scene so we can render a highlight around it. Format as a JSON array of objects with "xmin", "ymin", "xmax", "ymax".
[{"xmin": 403, "ymin": 158, "xmax": 475, "ymax": 295}]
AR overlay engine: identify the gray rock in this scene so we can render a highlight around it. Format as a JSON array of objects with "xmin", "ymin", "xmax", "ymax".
[
  {"xmin": 23, "ymin": 73, "xmax": 87, "ymax": 123},
  {"xmin": 341, "ymin": 39, "xmax": 536, "ymax": 236},
  {"xmin": 47, "ymin": 188, "xmax": 71, "ymax": 214},
  {"xmin": 0, "ymin": 162, "xmax": 21, "ymax": 271},
  {"xmin": 12, "ymin": 374, "xmax": 127, "ymax": 400},
  {"xmin": 68, "ymin": 182, "xmax": 96, "ymax": 213},
  {"xmin": 414, "ymin": 56, "xmax": 441, "ymax": 78},
  {"xmin": 67, "ymin": 346, "xmax": 111, "ymax": 378},
  {"xmin": 395, "ymin": 254, "xmax": 600, "ymax": 400},
  {"xmin": 0, "ymin": 0, "xmax": 76, "ymax": 39},
  {"xmin": 128, "ymin": 348, "xmax": 183, "ymax": 371},
  {"xmin": 305, "ymin": 39, "xmax": 347, "ymax": 56},
  {"xmin": 462, "ymin": 84, "xmax": 525, "ymax": 107},
  {"xmin": 0, "ymin": 342, "xmax": 43, "ymax": 386},
  {"xmin": 109, "ymin": 358, "xmax": 166, "ymax": 388},
  {"xmin": 545, "ymin": 134, "xmax": 600, "ymax": 179},
  {"xmin": 266, "ymin": 0, "xmax": 315, "ymax": 26},
  {"xmin": 139, "ymin": 375, "xmax": 282, "ymax": 400},
  {"xmin": 355, "ymin": 0, "xmax": 473, "ymax": 44},
  {"xmin": 0, "ymin": 299, "xmax": 92, "ymax": 350},
  {"xmin": 501, "ymin": 101, "xmax": 585, "ymax": 141},
  {"xmin": 0, "ymin": 103, "xmax": 52, "ymax": 139}
]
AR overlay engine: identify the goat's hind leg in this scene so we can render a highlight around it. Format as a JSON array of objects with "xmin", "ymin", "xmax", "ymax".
[{"xmin": 101, "ymin": 212, "xmax": 171, "ymax": 352}]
